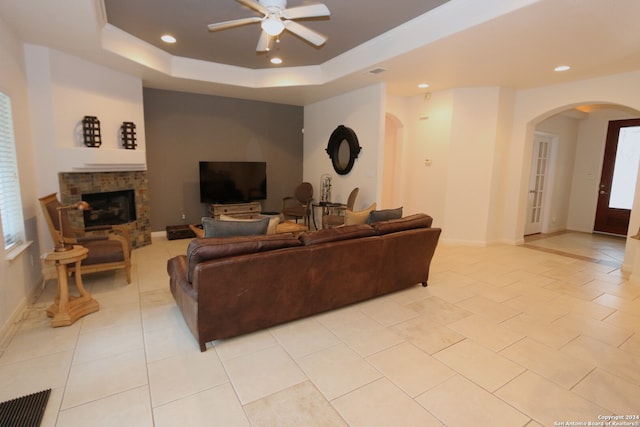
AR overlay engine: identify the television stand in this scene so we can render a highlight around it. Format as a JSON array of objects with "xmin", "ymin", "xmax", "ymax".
[{"xmin": 210, "ymin": 202, "xmax": 262, "ymax": 219}]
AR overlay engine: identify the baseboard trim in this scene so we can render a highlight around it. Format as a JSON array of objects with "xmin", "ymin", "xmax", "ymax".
[{"xmin": 0, "ymin": 298, "xmax": 27, "ymax": 353}]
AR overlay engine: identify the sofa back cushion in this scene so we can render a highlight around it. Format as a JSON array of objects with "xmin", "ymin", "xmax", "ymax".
[
  {"xmin": 202, "ymin": 216, "xmax": 269, "ymax": 238},
  {"xmin": 368, "ymin": 207, "xmax": 403, "ymax": 224},
  {"xmin": 371, "ymin": 213, "xmax": 433, "ymax": 235},
  {"xmin": 299, "ymin": 224, "xmax": 376, "ymax": 246},
  {"xmin": 187, "ymin": 234, "xmax": 302, "ymax": 283}
]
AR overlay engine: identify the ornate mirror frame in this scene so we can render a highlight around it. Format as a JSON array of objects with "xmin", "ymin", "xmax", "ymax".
[{"xmin": 326, "ymin": 125, "xmax": 361, "ymax": 175}]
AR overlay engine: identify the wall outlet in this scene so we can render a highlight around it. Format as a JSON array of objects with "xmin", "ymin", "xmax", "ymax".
[{"xmin": 181, "ymin": 213, "xmax": 186, "ymax": 220}]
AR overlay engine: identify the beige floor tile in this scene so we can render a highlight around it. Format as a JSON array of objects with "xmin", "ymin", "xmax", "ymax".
[
  {"xmin": 366, "ymin": 342, "xmax": 455, "ymax": 397},
  {"xmin": 147, "ymin": 347, "xmax": 228, "ymax": 407},
  {"xmin": 603, "ymin": 310, "xmax": 640, "ymax": 333},
  {"xmin": 333, "ymin": 378, "xmax": 442, "ymax": 427},
  {"xmin": 244, "ymin": 381, "xmax": 346, "ymax": 427},
  {"xmin": 552, "ymin": 313, "xmax": 634, "ymax": 347},
  {"xmin": 213, "ymin": 329, "xmax": 279, "ymax": 361},
  {"xmin": 357, "ymin": 296, "xmax": 420, "ymax": 326},
  {"xmin": 495, "ymin": 370, "xmax": 608, "ymax": 426},
  {"xmin": 582, "ymin": 279, "xmax": 640, "ymax": 300},
  {"xmin": 405, "ymin": 296, "xmax": 474, "ymax": 325},
  {"xmin": 61, "ymin": 347, "xmax": 148, "ymax": 409},
  {"xmin": 448, "ymin": 314, "xmax": 524, "ymax": 352},
  {"xmin": 324, "ymin": 312, "xmax": 404, "ymax": 357},
  {"xmin": 572, "ymin": 368, "xmax": 640, "ymax": 415},
  {"xmin": 154, "ymin": 383, "xmax": 250, "ymax": 427},
  {"xmin": 560, "ymin": 335, "xmax": 640, "ymax": 385},
  {"xmin": 417, "ymin": 374, "xmax": 530, "ymax": 426},
  {"xmin": 223, "ymin": 345, "xmax": 307, "ymax": 404},
  {"xmin": 73, "ymin": 322, "xmax": 144, "ymax": 364},
  {"xmin": 620, "ymin": 333, "xmax": 640, "ymax": 356},
  {"xmin": 297, "ymin": 343, "xmax": 381, "ymax": 401},
  {"xmin": 79, "ymin": 301, "xmax": 142, "ymax": 333},
  {"xmin": 500, "ymin": 337, "xmax": 594, "ymax": 388},
  {"xmin": 552, "ymin": 294, "xmax": 616, "ymax": 320},
  {"xmin": 456, "ymin": 295, "xmax": 521, "ymax": 323},
  {"xmin": 434, "ymin": 339, "xmax": 525, "ymax": 392},
  {"xmin": 391, "ymin": 316, "xmax": 465, "ymax": 354},
  {"xmin": 500, "ymin": 313, "xmax": 579, "ymax": 349},
  {"xmin": 144, "ymin": 322, "xmax": 201, "ymax": 362},
  {"xmin": 0, "ymin": 321, "xmax": 80, "ymax": 365},
  {"xmin": 0, "ymin": 351, "xmax": 73, "ymax": 402},
  {"xmin": 57, "ymin": 386, "xmax": 153, "ymax": 427},
  {"xmin": 270, "ymin": 317, "xmax": 341, "ymax": 359}
]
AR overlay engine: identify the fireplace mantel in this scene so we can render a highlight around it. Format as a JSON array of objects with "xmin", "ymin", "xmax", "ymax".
[{"xmin": 57, "ymin": 147, "xmax": 146, "ymax": 172}]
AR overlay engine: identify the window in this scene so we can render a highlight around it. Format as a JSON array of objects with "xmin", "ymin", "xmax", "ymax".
[{"xmin": 0, "ymin": 91, "xmax": 25, "ymax": 250}]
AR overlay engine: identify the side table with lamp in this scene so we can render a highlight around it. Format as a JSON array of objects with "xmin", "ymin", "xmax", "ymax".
[{"xmin": 43, "ymin": 200, "xmax": 99, "ymax": 327}]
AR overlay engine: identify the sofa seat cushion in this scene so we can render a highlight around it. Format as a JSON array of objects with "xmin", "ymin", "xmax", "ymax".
[
  {"xmin": 81, "ymin": 240, "xmax": 125, "ymax": 265},
  {"xmin": 371, "ymin": 213, "xmax": 433, "ymax": 235},
  {"xmin": 187, "ymin": 234, "xmax": 302, "ymax": 283},
  {"xmin": 202, "ymin": 216, "xmax": 269, "ymax": 238},
  {"xmin": 299, "ymin": 224, "xmax": 376, "ymax": 246}
]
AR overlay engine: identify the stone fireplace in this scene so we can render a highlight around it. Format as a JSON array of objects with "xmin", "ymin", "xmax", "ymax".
[{"xmin": 59, "ymin": 171, "xmax": 151, "ymax": 248}]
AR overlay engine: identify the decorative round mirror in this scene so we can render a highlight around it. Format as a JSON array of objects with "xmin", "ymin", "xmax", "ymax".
[{"xmin": 326, "ymin": 125, "xmax": 361, "ymax": 175}]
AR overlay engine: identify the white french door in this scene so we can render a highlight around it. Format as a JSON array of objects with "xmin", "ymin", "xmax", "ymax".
[{"xmin": 525, "ymin": 133, "xmax": 553, "ymax": 235}]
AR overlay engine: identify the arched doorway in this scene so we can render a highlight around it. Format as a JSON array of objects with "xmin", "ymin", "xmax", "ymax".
[{"xmin": 522, "ymin": 103, "xmax": 640, "ymax": 263}]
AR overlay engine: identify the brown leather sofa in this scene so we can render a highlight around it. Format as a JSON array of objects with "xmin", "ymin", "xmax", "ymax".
[{"xmin": 167, "ymin": 213, "xmax": 441, "ymax": 351}]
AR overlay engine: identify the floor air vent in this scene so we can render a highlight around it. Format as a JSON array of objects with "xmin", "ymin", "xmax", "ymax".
[{"xmin": 0, "ymin": 389, "xmax": 51, "ymax": 427}]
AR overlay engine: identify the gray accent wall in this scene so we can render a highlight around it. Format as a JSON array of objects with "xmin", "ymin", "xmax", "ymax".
[{"xmin": 143, "ymin": 88, "xmax": 304, "ymax": 231}]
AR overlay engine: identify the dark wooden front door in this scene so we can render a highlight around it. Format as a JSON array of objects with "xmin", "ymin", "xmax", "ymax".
[{"xmin": 594, "ymin": 118, "xmax": 640, "ymax": 235}]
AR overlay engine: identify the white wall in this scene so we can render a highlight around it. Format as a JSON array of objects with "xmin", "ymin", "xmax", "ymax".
[
  {"xmin": 0, "ymin": 18, "xmax": 41, "ymax": 346},
  {"xmin": 388, "ymin": 87, "xmax": 509, "ymax": 245},
  {"xmin": 303, "ymin": 84, "xmax": 385, "ymax": 216},
  {"xmin": 24, "ymin": 45, "xmax": 146, "ymax": 250}
]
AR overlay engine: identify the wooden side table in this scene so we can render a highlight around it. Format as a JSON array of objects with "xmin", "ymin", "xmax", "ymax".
[{"xmin": 44, "ymin": 245, "xmax": 99, "ymax": 327}]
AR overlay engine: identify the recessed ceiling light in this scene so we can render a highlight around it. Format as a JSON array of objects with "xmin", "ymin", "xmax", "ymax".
[
  {"xmin": 554, "ymin": 65, "xmax": 570, "ymax": 72},
  {"xmin": 270, "ymin": 57, "xmax": 283, "ymax": 65},
  {"xmin": 161, "ymin": 35, "xmax": 176, "ymax": 44},
  {"xmin": 418, "ymin": 83, "xmax": 430, "ymax": 89}
]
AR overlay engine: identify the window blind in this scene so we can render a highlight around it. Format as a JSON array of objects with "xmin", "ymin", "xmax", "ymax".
[{"xmin": 0, "ymin": 91, "xmax": 25, "ymax": 250}]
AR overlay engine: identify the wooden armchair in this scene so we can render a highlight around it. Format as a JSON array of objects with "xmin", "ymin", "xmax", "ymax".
[
  {"xmin": 322, "ymin": 187, "xmax": 359, "ymax": 228},
  {"xmin": 282, "ymin": 182, "xmax": 313, "ymax": 225},
  {"xmin": 39, "ymin": 193, "xmax": 132, "ymax": 284}
]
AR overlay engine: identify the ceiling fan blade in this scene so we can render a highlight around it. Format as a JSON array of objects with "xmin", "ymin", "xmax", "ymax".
[
  {"xmin": 236, "ymin": 0, "xmax": 270, "ymax": 16},
  {"xmin": 256, "ymin": 31, "xmax": 274, "ymax": 52},
  {"xmin": 284, "ymin": 20, "xmax": 327, "ymax": 46},
  {"xmin": 207, "ymin": 16, "xmax": 262, "ymax": 32},
  {"xmin": 282, "ymin": 4, "xmax": 330, "ymax": 19}
]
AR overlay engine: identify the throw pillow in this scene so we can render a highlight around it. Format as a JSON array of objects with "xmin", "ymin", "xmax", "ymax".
[
  {"xmin": 344, "ymin": 203, "xmax": 377, "ymax": 225},
  {"xmin": 201, "ymin": 216, "xmax": 269, "ymax": 238},
  {"xmin": 219, "ymin": 214, "xmax": 280, "ymax": 235},
  {"xmin": 368, "ymin": 207, "xmax": 403, "ymax": 224}
]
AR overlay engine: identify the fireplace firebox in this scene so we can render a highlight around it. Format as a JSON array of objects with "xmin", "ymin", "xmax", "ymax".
[{"xmin": 82, "ymin": 189, "xmax": 136, "ymax": 228}]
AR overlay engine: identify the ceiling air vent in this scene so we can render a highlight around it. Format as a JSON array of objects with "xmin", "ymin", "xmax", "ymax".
[{"xmin": 368, "ymin": 68, "xmax": 386, "ymax": 75}]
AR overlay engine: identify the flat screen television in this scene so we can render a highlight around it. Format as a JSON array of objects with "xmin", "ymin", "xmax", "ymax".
[{"xmin": 199, "ymin": 161, "xmax": 267, "ymax": 204}]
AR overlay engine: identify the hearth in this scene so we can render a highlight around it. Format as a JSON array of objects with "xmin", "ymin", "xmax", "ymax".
[{"xmin": 82, "ymin": 189, "xmax": 136, "ymax": 228}]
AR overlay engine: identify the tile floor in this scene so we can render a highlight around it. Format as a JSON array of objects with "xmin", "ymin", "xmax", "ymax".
[{"xmin": 1, "ymin": 232, "xmax": 639, "ymax": 426}]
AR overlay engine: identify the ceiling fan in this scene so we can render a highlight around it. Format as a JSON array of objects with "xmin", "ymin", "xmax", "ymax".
[{"xmin": 207, "ymin": 0, "xmax": 330, "ymax": 52}]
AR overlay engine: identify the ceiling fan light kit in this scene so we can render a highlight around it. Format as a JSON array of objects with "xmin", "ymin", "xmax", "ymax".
[{"xmin": 207, "ymin": 0, "xmax": 330, "ymax": 52}]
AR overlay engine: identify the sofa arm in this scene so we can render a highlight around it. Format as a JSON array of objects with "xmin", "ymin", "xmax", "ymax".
[{"xmin": 167, "ymin": 255, "xmax": 197, "ymax": 300}]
